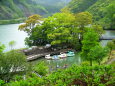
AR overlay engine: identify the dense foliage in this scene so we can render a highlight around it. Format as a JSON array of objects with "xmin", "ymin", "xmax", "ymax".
[
  {"xmin": 0, "ymin": 0, "xmax": 114, "ymax": 86},
  {"xmin": 0, "ymin": 44, "xmax": 28, "ymax": 81},
  {"xmin": 67, "ymin": 0, "xmax": 115, "ymax": 29},
  {"xmin": 2, "ymin": 64, "xmax": 114, "ymax": 86},
  {"xmin": 0, "ymin": 0, "xmax": 70, "ymax": 20},
  {"xmin": 107, "ymin": 39, "xmax": 115, "ymax": 59},
  {"xmin": 67, "ymin": 0, "xmax": 98, "ymax": 13}
]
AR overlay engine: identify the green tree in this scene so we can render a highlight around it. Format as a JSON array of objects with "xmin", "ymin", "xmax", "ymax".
[
  {"xmin": 25, "ymin": 12, "xmax": 81, "ymax": 49},
  {"xmin": 0, "ymin": 50, "xmax": 28, "ymax": 81},
  {"xmin": 25, "ymin": 24, "xmax": 49, "ymax": 46},
  {"xmin": 88, "ymin": 45, "xmax": 109, "ymax": 65},
  {"xmin": 46, "ymin": 12, "xmax": 79, "ymax": 49},
  {"xmin": 19, "ymin": 14, "xmax": 42, "ymax": 35},
  {"xmin": 92, "ymin": 24, "xmax": 105, "ymax": 36},
  {"xmin": 81, "ymin": 28, "xmax": 99, "ymax": 66},
  {"xmin": 75, "ymin": 12, "xmax": 92, "ymax": 29},
  {"xmin": 75, "ymin": 12, "xmax": 93, "ymax": 46},
  {"xmin": 9, "ymin": 41, "xmax": 16, "ymax": 50}
]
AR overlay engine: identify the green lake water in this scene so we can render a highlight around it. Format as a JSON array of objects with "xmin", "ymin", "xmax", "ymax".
[
  {"xmin": 31, "ymin": 52, "xmax": 81, "ymax": 68},
  {"xmin": 0, "ymin": 24, "xmax": 27, "ymax": 51}
]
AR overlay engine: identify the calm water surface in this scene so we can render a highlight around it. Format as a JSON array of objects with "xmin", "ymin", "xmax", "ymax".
[
  {"xmin": 100, "ymin": 30, "xmax": 115, "ymax": 46},
  {"xmin": 31, "ymin": 52, "xmax": 81, "ymax": 68},
  {"xmin": 0, "ymin": 24, "xmax": 27, "ymax": 51}
]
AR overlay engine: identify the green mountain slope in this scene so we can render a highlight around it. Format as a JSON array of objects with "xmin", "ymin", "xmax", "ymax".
[
  {"xmin": 67, "ymin": 0, "xmax": 115, "ymax": 28},
  {"xmin": 0, "ymin": 0, "xmax": 70, "ymax": 20}
]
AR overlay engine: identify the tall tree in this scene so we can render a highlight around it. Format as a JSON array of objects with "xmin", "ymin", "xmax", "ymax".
[
  {"xmin": 81, "ymin": 28, "xmax": 99, "ymax": 66},
  {"xmin": 88, "ymin": 45, "xmax": 109, "ymax": 65},
  {"xmin": 75, "ymin": 12, "xmax": 93, "ymax": 47}
]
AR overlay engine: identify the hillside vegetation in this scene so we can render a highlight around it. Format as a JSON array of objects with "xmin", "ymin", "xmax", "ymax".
[
  {"xmin": 0, "ymin": 0, "xmax": 70, "ymax": 20},
  {"xmin": 67, "ymin": 0, "xmax": 115, "ymax": 29}
]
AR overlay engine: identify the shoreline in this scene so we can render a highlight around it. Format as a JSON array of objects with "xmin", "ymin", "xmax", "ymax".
[
  {"xmin": 22, "ymin": 47, "xmax": 76, "ymax": 61},
  {"xmin": 0, "ymin": 18, "xmax": 26, "ymax": 25}
]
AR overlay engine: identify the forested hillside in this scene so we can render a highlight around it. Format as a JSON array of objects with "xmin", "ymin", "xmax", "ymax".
[
  {"xmin": 67, "ymin": 0, "xmax": 115, "ymax": 29},
  {"xmin": 0, "ymin": 0, "xmax": 70, "ymax": 20}
]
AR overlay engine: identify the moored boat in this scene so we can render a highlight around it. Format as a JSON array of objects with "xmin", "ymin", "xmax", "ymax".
[
  {"xmin": 59, "ymin": 52, "xmax": 67, "ymax": 58},
  {"xmin": 67, "ymin": 51, "xmax": 75, "ymax": 57},
  {"xmin": 45, "ymin": 54, "xmax": 52, "ymax": 60}
]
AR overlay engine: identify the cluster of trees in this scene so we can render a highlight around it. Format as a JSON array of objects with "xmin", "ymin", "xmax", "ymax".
[
  {"xmin": 19, "ymin": 11, "xmax": 104, "ymax": 50},
  {"xmin": 1, "ymin": 64, "xmax": 114, "ymax": 86},
  {"xmin": 67, "ymin": 0, "xmax": 115, "ymax": 29},
  {"xmin": 18, "ymin": 12, "xmax": 110, "ymax": 67}
]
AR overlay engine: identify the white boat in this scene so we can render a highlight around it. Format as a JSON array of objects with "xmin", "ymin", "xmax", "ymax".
[
  {"xmin": 59, "ymin": 52, "xmax": 67, "ymax": 58},
  {"xmin": 45, "ymin": 54, "xmax": 52, "ymax": 60}
]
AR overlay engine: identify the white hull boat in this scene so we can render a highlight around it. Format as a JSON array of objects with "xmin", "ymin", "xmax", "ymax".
[{"xmin": 45, "ymin": 54, "xmax": 52, "ymax": 60}]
